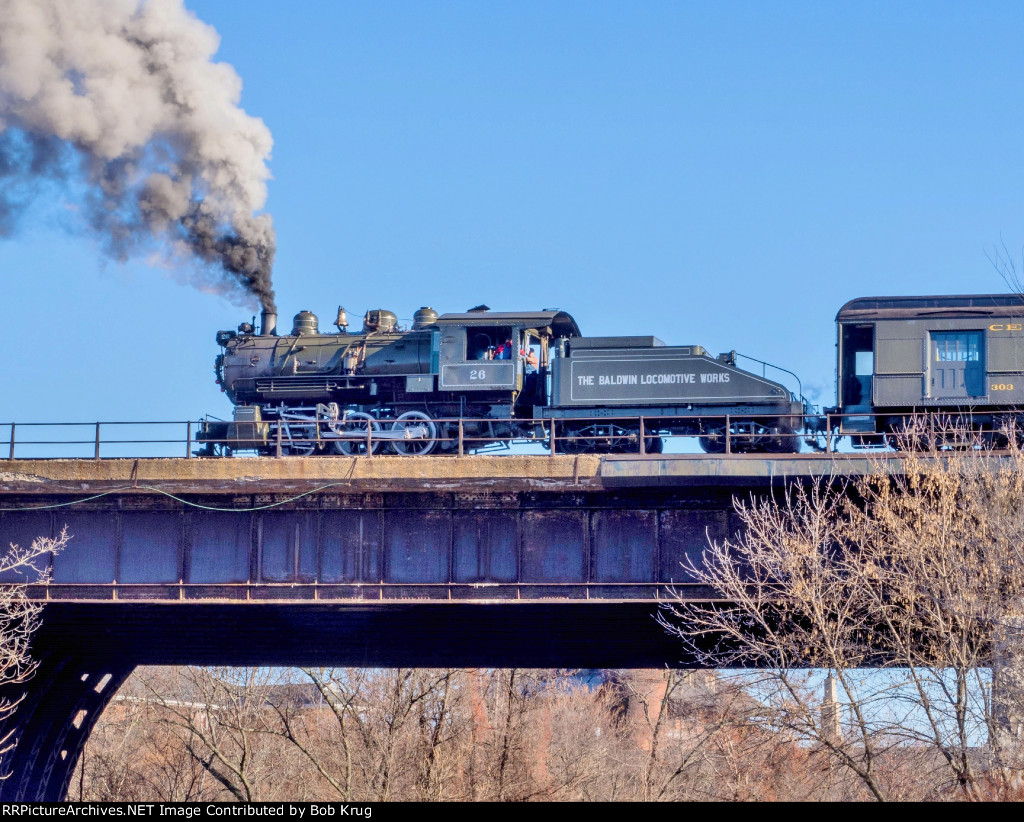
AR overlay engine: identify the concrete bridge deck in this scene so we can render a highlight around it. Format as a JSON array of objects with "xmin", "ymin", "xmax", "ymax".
[{"xmin": 0, "ymin": 451, "xmax": 894, "ymax": 495}]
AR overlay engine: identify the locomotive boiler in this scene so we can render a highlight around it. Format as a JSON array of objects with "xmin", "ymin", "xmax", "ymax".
[{"xmin": 199, "ymin": 304, "xmax": 808, "ymax": 456}]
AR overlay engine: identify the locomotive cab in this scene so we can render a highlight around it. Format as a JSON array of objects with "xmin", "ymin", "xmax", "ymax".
[{"xmin": 433, "ymin": 310, "xmax": 579, "ymax": 407}]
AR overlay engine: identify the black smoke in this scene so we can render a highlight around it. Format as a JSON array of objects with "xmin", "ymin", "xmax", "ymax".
[{"xmin": 0, "ymin": 0, "xmax": 276, "ymax": 312}]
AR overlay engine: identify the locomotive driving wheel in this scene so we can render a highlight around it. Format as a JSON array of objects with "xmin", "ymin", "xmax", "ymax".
[
  {"xmin": 332, "ymin": 412, "xmax": 382, "ymax": 456},
  {"xmin": 390, "ymin": 411, "xmax": 438, "ymax": 456}
]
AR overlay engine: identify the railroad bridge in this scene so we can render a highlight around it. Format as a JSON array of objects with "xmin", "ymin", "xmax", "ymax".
[{"xmin": 0, "ymin": 451, "xmax": 883, "ymax": 799}]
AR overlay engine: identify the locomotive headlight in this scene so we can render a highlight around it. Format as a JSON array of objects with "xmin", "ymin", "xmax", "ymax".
[{"xmin": 216, "ymin": 330, "xmax": 237, "ymax": 347}]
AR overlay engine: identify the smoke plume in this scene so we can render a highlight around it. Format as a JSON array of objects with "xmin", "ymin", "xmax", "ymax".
[{"xmin": 0, "ymin": 0, "xmax": 276, "ymax": 311}]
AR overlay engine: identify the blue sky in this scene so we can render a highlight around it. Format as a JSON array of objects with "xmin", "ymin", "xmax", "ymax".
[{"xmin": 3, "ymin": 0, "xmax": 1024, "ymax": 428}]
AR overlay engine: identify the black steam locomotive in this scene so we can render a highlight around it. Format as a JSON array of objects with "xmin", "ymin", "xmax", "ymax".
[
  {"xmin": 198, "ymin": 294, "xmax": 1024, "ymax": 456},
  {"xmin": 198, "ymin": 305, "xmax": 808, "ymax": 455}
]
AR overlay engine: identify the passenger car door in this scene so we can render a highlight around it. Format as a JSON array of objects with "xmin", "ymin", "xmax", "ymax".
[{"xmin": 930, "ymin": 331, "xmax": 984, "ymax": 398}]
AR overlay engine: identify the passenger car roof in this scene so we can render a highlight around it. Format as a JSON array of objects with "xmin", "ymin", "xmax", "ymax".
[{"xmin": 837, "ymin": 294, "xmax": 1024, "ymax": 321}]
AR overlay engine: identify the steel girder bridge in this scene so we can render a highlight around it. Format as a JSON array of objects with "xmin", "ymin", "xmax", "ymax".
[{"xmin": 0, "ymin": 451, "xmax": 876, "ymax": 799}]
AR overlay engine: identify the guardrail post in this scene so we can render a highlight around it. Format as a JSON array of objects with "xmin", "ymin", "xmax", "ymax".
[
  {"xmin": 275, "ymin": 422, "xmax": 283, "ymax": 458},
  {"xmin": 7, "ymin": 423, "xmax": 13, "ymax": 461},
  {"xmin": 94, "ymin": 422, "xmax": 101, "ymax": 460},
  {"xmin": 367, "ymin": 421, "xmax": 373, "ymax": 457},
  {"xmin": 458, "ymin": 418, "xmax": 464, "ymax": 457},
  {"xmin": 639, "ymin": 416, "xmax": 646, "ymax": 455},
  {"xmin": 725, "ymin": 415, "xmax": 731, "ymax": 455},
  {"xmin": 550, "ymin": 419, "xmax": 557, "ymax": 456},
  {"xmin": 826, "ymin": 414, "xmax": 833, "ymax": 453},
  {"xmin": 186, "ymin": 420, "xmax": 192, "ymax": 459}
]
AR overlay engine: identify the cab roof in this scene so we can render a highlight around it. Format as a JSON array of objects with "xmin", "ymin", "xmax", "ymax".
[{"xmin": 435, "ymin": 310, "xmax": 581, "ymax": 337}]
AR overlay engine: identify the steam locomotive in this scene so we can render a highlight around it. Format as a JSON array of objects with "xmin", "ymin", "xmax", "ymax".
[
  {"xmin": 198, "ymin": 294, "xmax": 1024, "ymax": 456},
  {"xmin": 198, "ymin": 305, "xmax": 808, "ymax": 455}
]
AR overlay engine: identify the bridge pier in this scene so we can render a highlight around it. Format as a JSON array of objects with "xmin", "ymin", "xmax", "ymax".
[{"xmin": 0, "ymin": 653, "xmax": 133, "ymax": 801}]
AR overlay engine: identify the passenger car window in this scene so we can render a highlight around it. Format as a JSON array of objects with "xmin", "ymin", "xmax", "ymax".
[{"xmin": 933, "ymin": 332, "xmax": 981, "ymax": 362}]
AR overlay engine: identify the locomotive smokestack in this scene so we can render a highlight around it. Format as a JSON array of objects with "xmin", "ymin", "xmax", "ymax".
[{"xmin": 261, "ymin": 310, "xmax": 278, "ymax": 336}]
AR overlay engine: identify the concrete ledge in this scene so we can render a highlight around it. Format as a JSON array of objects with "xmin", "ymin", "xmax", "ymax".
[
  {"xmin": 0, "ymin": 451, "xmax": 957, "ymax": 495},
  {"xmin": 0, "ymin": 455, "xmax": 604, "ymax": 494},
  {"xmin": 600, "ymin": 453, "xmax": 894, "ymax": 486}
]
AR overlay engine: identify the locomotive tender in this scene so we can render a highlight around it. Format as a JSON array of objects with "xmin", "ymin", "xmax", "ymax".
[
  {"xmin": 200, "ymin": 305, "xmax": 805, "ymax": 455},
  {"xmin": 199, "ymin": 293, "xmax": 1024, "ymax": 456}
]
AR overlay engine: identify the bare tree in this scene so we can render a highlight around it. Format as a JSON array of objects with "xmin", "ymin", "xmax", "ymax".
[
  {"xmin": 73, "ymin": 670, "xmax": 224, "ymax": 801},
  {"xmin": 986, "ymin": 238, "xmax": 1024, "ymax": 297},
  {"xmin": 662, "ymin": 428, "xmax": 1024, "ymax": 800},
  {"xmin": 0, "ymin": 529, "xmax": 67, "ymax": 780},
  {"xmin": 79, "ymin": 663, "xmax": 846, "ymax": 801},
  {"xmin": 130, "ymin": 666, "xmax": 291, "ymax": 801},
  {"xmin": 267, "ymin": 667, "xmax": 467, "ymax": 802}
]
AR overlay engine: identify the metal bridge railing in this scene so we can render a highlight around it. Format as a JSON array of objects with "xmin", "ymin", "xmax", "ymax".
[
  {"xmin": 2, "ymin": 420, "xmax": 200, "ymax": 461},
  {"xmin": 0, "ymin": 410, "xmax": 1009, "ymax": 460}
]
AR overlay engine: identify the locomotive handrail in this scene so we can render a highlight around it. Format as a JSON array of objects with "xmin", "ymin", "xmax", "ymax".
[{"xmin": 733, "ymin": 351, "xmax": 804, "ymax": 403}]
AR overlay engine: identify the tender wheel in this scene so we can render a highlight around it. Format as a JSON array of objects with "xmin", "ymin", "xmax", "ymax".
[
  {"xmin": 284, "ymin": 421, "xmax": 319, "ymax": 456},
  {"xmin": 633, "ymin": 423, "xmax": 664, "ymax": 454},
  {"xmin": 553, "ymin": 424, "xmax": 581, "ymax": 454},
  {"xmin": 332, "ymin": 412, "xmax": 382, "ymax": 455},
  {"xmin": 764, "ymin": 425, "xmax": 798, "ymax": 454},
  {"xmin": 644, "ymin": 433, "xmax": 664, "ymax": 454},
  {"xmin": 884, "ymin": 427, "xmax": 930, "ymax": 452},
  {"xmin": 390, "ymin": 411, "xmax": 438, "ymax": 456},
  {"xmin": 978, "ymin": 430, "xmax": 1009, "ymax": 450},
  {"xmin": 698, "ymin": 423, "xmax": 728, "ymax": 454},
  {"xmin": 608, "ymin": 424, "xmax": 637, "ymax": 453}
]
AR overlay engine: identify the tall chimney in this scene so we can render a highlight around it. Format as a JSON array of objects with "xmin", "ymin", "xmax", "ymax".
[{"xmin": 261, "ymin": 309, "xmax": 278, "ymax": 336}]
